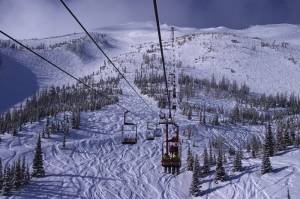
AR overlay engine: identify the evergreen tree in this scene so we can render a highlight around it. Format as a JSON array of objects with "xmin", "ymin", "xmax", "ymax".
[
  {"xmin": 251, "ymin": 135, "xmax": 259, "ymax": 158},
  {"xmin": 21, "ymin": 157, "xmax": 26, "ymax": 185},
  {"xmin": 294, "ymin": 132, "xmax": 300, "ymax": 148},
  {"xmin": 202, "ymin": 147, "xmax": 210, "ymax": 175},
  {"xmin": 187, "ymin": 109, "xmax": 192, "ymax": 120},
  {"xmin": 194, "ymin": 155, "xmax": 201, "ymax": 179},
  {"xmin": 14, "ymin": 158, "xmax": 22, "ymax": 189},
  {"xmin": 276, "ymin": 127, "xmax": 284, "ymax": 151},
  {"xmin": 261, "ymin": 146, "xmax": 272, "ymax": 175},
  {"xmin": 62, "ymin": 134, "xmax": 66, "ymax": 149},
  {"xmin": 233, "ymin": 150, "xmax": 243, "ymax": 172},
  {"xmin": 25, "ymin": 164, "xmax": 31, "ymax": 184},
  {"xmin": 198, "ymin": 110, "xmax": 202, "ymax": 125},
  {"xmin": 265, "ymin": 124, "xmax": 274, "ymax": 157},
  {"xmin": 246, "ymin": 142, "xmax": 251, "ymax": 153},
  {"xmin": 283, "ymin": 129, "xmax": 290, "ymax": 148},
  {"xmin": 203, "ymin": 111, "xmax": 206, "ymax": 124},
  {"xmin": 32, "ymin": 134, "xmax": 45, "ymax": 177},
  {"xmin": 187, "ymin": 146, "xmax": 194, "ymax": 171},
  {"xmin": 223, "ymin": 153, "xmax": 227, "ymax": 164},
  {"xmin": 2, "ymin": 168, "xmax": 11, "ymax": 196},
  {"xmin": 215, "ymin": 150, "xmax": 226, "ymax": 182},
  {"xmin": 209, "ymin": 143, "xmax": 214, "ymax": 165},
  {"xmin": 189, "ymin": 161, "xmax": 201, "ymax": 197},
  {"xmin": 231, "ymin": 104, "xmax": 240, "ymax": 123},
  {"xmin": 71, "ymin": 110, "xmax": 81, "ymax": 129}
]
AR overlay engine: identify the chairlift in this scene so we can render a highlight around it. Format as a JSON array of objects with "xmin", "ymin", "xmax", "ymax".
[
  {"xmin": 160, "ymin": 118, "xmax": 181, "ymax": 175},
  {"xmin": 154, "ymin": 123, "xmax": 162, "ymax": 137},
  {"xmin": 145, "ymin": 122, "xmax": 155, "ymax": 140},
  {"xmin": 122, "ymin": 111, "xmax": 137, "ymax": 144}
]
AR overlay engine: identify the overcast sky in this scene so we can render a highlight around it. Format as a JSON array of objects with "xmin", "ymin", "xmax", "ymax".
[{"xmin": 0, "ymin": 0, "xmax": 300, "ymax": 39}]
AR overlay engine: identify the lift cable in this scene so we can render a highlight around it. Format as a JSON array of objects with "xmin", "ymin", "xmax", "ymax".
[
  {"xmin": 58, "ymin": 0, "xmax": 157, "ymax": 116},
  {"xmin": 0, "ymin": 30, "xmax": 151, "ymax": 122},
  {"xmin": 152, "ymin": 0, "xmax": 172, "ymax": 119}
]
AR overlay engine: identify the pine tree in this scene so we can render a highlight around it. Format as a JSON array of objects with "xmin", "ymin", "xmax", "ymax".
[
  {"xmin": 215, "ymin": 150, "xmax": 226, "ymax": 182},
  {"xmin": 276, "ymin": 127, "xmax": 284, "ymax": 151},
  {"xmin": 283, "ymin": 129, "xmax": 290, "ymax": 148},
  {"xmin": 265, "ymin": 124, "xmax": 274, "ymax": 157},
  {"xmin": 25, "ymin": 164, "xmax": 31, "ymax": 184},
  {"xmin": 203, "ymin": 111, "xmax": 206, "ymax": 124},
  {"xmin": 187, "ymin": 146, "xmax": 194, "ymax": 171},
  {"xmin": 233, "ymin": 150, "xmax": 243, "ymax": 172},
  {"xmin": 187, "ymin": 109, "xmax": 192, "ymax": 120},
  {"xmin": 2, "ymin": 168, "xmax": 11, "ymax": 196},
  {"xmin": 251, "ymin": 135, "xmax": 259, "ymax": 158},
  {"xmin": 246, "ymin": 142, "xmax": 251, "ymax": 153},
  {"xmin": 203, "ymin": 147, "xmax": 210, "ymax": 175},
  {"xmin": 62, "ymin": 134, "xmax": 66, "ymax": 149},
  {"xmin": 231, "ymin": 104, "xmax": 240, "ymax": 123},
  {"xmin": 209, "ymin": 143, "xmax": 214, "ymax": 165},
  {"xmin": 261, "ymin": 146, "xmax": 272, "ymax": 175},
  {"xmin": 189, "ymin": 161, "xmax": 201, "ymax": 197},
  {"xmin": 9, "ymin": 164, "xmax": 14, "ymax": 190},
  {"xmin": 14, "ymin": 158, "xmax": 22, "ymax": 189},
  {"xmin": 21, "ymin": 157, "xmax": 26, "ymax": 185},
  {"xmin": 198, "ymin": 110, "xmax": 202, "ymax": 125},
  {"xmin": 223, "ymin": 153, "xmax": 227, "ymax": 164},
  {"xmin": 194, "ymin": 155, "xmax": 201, "ymax": 179},
  {"xmin": 32, "ymin": 134, "xmax": 45, "ymax": 177},
  {"xmin": 294, "ymin": 132, "xmax": 300, "ymax": 148}
]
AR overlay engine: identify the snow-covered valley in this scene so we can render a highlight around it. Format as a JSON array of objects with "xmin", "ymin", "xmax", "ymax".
[{"xmin": 1, "ymin": 23, "xmax": 300, "ymax": 198}]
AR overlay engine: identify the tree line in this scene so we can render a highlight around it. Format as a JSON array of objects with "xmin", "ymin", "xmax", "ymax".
[{"xmin": 0, "ymin": 75, "xmax": 121, "ymax": 137}]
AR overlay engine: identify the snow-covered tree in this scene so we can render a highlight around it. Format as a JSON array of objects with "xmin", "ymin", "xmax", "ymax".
[
  {"xmin": 261, "ymin": 146, "xmax": 272, "ymax": 175},
  {"xmin": 21, "ymin": 157, "xmax": 26, "ymax": 185},
  {"xmin": 233, "ymin": 150, "xmax": 243, "ymax": 172},
  {"xmin": 209, "ymin": 143, "xmax": 214, "ymax": 165},
  {"xmin": 215, "ymin": 150, "xmax": 226, "ymax": 182},
  {"xmin": 202, "ymin": 147, "xmax": 210, "ymax": 175},
  {"xmin": 265, "ymin": 123, "xmax": 274, "ymax": 157},
  {"xmin": 190, "ymin": 157, "xmax": 201, "ymax": 197},
  {"xmin": 71, "ymin": 110, "xmax": 81, "ymax": 129},
  {"xmin": 14, "ymin": 158, "xmax": 22, "ymax": 189},
  {"xmin": 32, "ymin": 135, "xmax": 45, "ymax": 177},
  {"xmin": 187, "ymin": 146, "xmax": 194, "ymax": 171},
  {"xmin": 193, "ymin": 155, "xmax": 201, "ymax": 179},
  {"xmin": 275, "ymin": 126, "xmax": 284, "ymax": 152},
  {"xmin": 1, "ymin": 168, "xmax": 11, "ymax": 196},
  {"xmin": 251, "ymin": 135, "xmax": 260, "ymax": 158},
  {"xmin": 294, "ymin": 132, "xmax": 300, "ymax": 148},
  {"xmin": 62, "ymin": 134, "xmax": 66, "ymax": 149},
  {"xmin": 283, "ymin": 129, "xmax": 291, "ymax": 148},
  {"xmin": 187, "ymin": 109, "xmax": 192, "ymax": 120},
  {"xmin": 25, "ymin": 164, "xmax": 31, "ymax": 184}
]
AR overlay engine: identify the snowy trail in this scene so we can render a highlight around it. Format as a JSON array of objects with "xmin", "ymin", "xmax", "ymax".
[
  {"xmin": 4, "ymin": 79, "xmax": 188, "ymax": 199},
  {"xmin": 3, "ymin": 83, "xmax": 300, "ymax": 198}
]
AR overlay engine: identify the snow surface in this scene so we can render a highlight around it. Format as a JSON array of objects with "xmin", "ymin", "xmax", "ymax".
[{"xmin": 1, "ymin": 23, "xmax": 300, "ymax": 198}]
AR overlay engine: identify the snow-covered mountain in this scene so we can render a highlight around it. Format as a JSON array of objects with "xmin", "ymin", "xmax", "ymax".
[{"xmin": 1, "ymin": 23, "xmax": 300, "ymax": 199}]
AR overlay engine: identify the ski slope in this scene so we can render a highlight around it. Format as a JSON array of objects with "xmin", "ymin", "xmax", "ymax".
[{"xmin": 1, "ymin": 23, "xmax": 300, "ymax": 198}]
